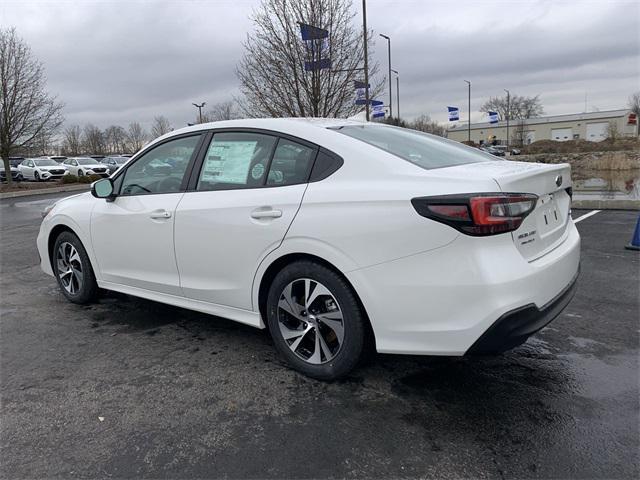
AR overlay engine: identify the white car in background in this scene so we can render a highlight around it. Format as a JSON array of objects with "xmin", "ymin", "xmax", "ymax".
[
  {"xmin": 62, "ymin": 157, "xmax": 109, "ymax": 177},
  {"xmin": 18, "ymin": 158, "xmax": 68, "ymax": 181},
  {"xmin": 37, "ymin": 118, "xmax": 580, "ymax": 380}
]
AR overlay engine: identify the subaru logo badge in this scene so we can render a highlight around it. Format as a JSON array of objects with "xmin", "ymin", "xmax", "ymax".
[{"xmin": 555, "ymin": 175, "xmax": 562, "ymax": 187}]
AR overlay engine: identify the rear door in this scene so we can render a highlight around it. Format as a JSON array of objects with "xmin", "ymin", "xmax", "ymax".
[{"xmin": 174, "ymin": 131, "xmax": 316, "ymax": 310}]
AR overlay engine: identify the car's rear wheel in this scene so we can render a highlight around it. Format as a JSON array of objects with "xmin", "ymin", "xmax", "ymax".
[
  {"xmin": 52, "ymin": 231, "xmax": 98, "ymax": 304},
  {"xmin": 266, "ymin": 261, "xmax": 365, "ymax": 381}
]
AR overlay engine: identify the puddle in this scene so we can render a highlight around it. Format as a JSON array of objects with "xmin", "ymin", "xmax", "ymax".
[{"xmin": 572, "ymin": 169, "xmax": 640, "ymax": 201}]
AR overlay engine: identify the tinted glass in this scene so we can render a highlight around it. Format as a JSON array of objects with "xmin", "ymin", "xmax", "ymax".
[
  {"xmin": 197, "ymin": 132, "xmax": 276, "ymax": 191},
  {"xmin": 120, "ymin": 135, "xmax": 200, "ymax": 196},
  {"xmin": 76, "ymin": 158, "xmax": 96, "ymax": 165},
  {"xmin": 332, "ymin": 125, "xmax": 495, "ymax": 170},
  {"xmin": 34, "ymin": 159, "xmax": 58, "ymax": 166},
  {"xmin": 266, "ymin": 139, "xmax": 315, "ymax": 186}
]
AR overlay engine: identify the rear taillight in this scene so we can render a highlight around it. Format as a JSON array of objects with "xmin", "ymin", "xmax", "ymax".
[{"xmin": 411, "ymin": 193, "xmax": 538, "ymax": 236}]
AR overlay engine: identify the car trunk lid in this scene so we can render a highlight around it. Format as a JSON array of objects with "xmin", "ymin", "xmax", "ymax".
[{"xmin": 444, "ymin": 160, "xmax": 572, "ymax": 261}]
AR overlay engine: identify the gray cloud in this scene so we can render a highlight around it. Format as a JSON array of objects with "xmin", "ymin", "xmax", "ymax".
[{"xmin": 2, "ymin": 0, "xmax": 638, "ymax": 131}]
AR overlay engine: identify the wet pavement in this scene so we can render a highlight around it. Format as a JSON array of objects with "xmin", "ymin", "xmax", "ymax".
[{"xmin": 1, "ymin": 193, "xmax": 638, "ymax": 479}]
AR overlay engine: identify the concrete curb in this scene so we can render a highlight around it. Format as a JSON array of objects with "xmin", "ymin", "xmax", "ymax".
[{"xmin": 0, "ymin": 184, "xmax": 90, "ymax": 199}]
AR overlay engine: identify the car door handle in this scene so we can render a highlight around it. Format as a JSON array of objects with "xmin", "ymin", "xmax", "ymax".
[
  {"xmin": 251, "ymin": 208, "xmax": 282, "ymax": 219},
  {"xmin": 150, "ymin": 209, "xmax": 171, "ymax": 219}
]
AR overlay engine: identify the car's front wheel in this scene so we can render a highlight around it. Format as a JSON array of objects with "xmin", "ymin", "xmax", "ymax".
[
  {"xmin": 266, "ymin": 261, "xmax": 366, "ymax": 381},
  {"xmin": 34, "ymin": 171, "xmax": 40, "ymax": 181},
  {"xmin": 78, "ymin": 170, "xmax": 84, "ymax": 176},
  {"xmin": 52, "ymin": 231, "xmax": 98, "ymax": 304}
]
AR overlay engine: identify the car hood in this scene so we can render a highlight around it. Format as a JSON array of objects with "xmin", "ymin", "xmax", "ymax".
[{"xmin": 37, "ymin": 165, "xmax": 66, "ymax": 171}]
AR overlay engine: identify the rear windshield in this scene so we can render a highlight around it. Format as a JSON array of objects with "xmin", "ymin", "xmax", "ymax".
[{"xmin": 331, "ymin": 124, "xmax": 496, "ymax": 170}]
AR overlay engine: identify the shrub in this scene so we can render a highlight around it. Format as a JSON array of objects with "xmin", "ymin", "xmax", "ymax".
[
  {"xmin": 78, "ymin": 174, "xmax": 102, "ymax": 184},
  {"xmin": 62, "ymin": 174, "xmax": 78, "ymax": 184}
]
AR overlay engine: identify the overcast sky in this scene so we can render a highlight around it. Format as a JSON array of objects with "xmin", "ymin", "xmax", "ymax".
[{"xmin": 2, "ymin": 0, "xmax": 638, "ymax": 131}]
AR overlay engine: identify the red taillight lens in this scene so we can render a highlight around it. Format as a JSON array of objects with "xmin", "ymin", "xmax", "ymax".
[{"xmin": 412, "ymin": 193, "xmax": 537, "ymax": 236}]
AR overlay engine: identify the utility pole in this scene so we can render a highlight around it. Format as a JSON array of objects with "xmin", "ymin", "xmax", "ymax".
[
  {"xmin": 362, "ymin": 0, "xmax": 370, "ymax": 121},
  {"xmin": 464, "ymin": 80, "xmax": 471, "ymax": 142},
  {"xmin": 192, "ymin": 102, "xmax": 206, "ymax": 123},
  {"xmin": 504, "ymin": 89, "xmax": 510, "ymax": 149},
  {"xmin": 392, "ymin": 69, "xmax": 399, "ymax": 121},
  {"xmin": 380, "ymin": 34, "xmax": 392, "ymax": 119}
]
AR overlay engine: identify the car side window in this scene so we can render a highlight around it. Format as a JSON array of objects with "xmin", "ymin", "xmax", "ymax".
[
  {"xmin": 196, "ymin": 132, "xmax": 277, "ymax": 191},
  {"xmin": 120, "ymin": 135, "xmax": 201, "ymax": 196},
  {"xmin": 266, "ymin": 139, "xmax": 316, "ymax": 186}
]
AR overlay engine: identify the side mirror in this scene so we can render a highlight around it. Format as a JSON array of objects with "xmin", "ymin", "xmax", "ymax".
[{"xmin": 91, "ymin": 178, "xmax": 114, "ymax": 199}]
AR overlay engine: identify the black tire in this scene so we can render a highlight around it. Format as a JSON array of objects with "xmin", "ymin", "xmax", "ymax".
[
  {"xmin": 266, "ymin": 260, "xmax": 365, "ymax": 381},
  {"xmin": 34, "ymin": 171, "xmax": 40, "ymax": 182},
  {"xmin": 78, "ymin": 170, "xmax": 84, "ymax": 176},
  {"xmin": 52, "ymin": 231, "xmax": 99, "ymax": 304}
]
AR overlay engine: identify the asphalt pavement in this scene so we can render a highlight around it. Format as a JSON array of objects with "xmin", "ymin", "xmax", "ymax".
[{"xmin": 1, "ymin": 192, "xmax": 638, "ymax": 479}]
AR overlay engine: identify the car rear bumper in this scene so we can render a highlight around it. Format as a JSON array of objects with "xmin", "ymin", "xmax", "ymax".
[
  {"xmin": 346, "ymin": 219, "xmax": 581, "ymax": 355},
  {"xmin": 465, "ymin": 268, "xmax": 578, "ymax": 354}
]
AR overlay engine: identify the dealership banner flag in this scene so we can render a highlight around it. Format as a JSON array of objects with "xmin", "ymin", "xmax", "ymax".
[
  {"xmin": 447, "ymin": 106, "xmax": 459, "ymax": 121},
  {"xmin": 372, "ymin": 104, "xmax": 385, "ymax": 118},
  {"xmin": 299, "ymin": 23, "xmax": 329, "ymax": 41},
  {"xmin": 488, "ymin": 111, "xmax": 499, "ymax": 124}
]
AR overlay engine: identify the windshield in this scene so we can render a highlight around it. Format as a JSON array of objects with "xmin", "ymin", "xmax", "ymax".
[
  {"xmin": 77, "ymin": 158, "xmax": 98, "ymax": 165},
  {"xmin": 331, "ymin": 124, "xmax": 496, "ymax": 170},
  {"xmin": 115, "ymin": 158, "xmax": 128, "ymax": 164},
  {"xmin": 34, "ymin": 159, "xmax": 59, "ymax": 166}
]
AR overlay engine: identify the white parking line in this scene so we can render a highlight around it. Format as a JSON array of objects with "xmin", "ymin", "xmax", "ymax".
[{"xmin": 573, "ymin": 209, "xmax": 601, "ymax": 224}]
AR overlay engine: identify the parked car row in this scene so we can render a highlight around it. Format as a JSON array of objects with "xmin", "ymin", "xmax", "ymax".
[{"xmin": 1, "ymin": 155, "xmax": 132, "ymax": 182}]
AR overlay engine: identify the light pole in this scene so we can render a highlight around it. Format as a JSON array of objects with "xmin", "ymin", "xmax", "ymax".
[
  {"xmin": 192, "ymin": 102, "xmax": 206, "ymax": 123},
  {"xmin": 362, "ymin": 0, "xmax": 370, "ymax": 121},
  {"xmin": 504, "ymin": 89, "xmax": 510, "ymax": 149},
  {"xmin": 464, "ymin": 80, "xmax": 471, "ymax": 142},
  {"xmin": 392, "ymin": 69, "xmax": 399, "ymax": 121},
  {"xmin": 379, "ymin": 34, "xmax": 392, "ymax": 119}
]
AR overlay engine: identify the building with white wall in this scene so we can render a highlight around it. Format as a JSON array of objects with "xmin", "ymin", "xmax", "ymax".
[{"xmin": 447, "ymin": 109, "xmax": 638, "ymax": 145}]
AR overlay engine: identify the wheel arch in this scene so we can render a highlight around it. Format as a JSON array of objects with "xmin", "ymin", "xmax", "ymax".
[
  {"xmin": 256, "ymin": 252, "xmax": 376, "ymax": 351},
  {"xmin": 48, "ymin": 224, "xmax": 78, "ymax": 268}
]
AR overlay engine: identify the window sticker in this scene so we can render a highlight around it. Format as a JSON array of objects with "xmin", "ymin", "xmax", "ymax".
[{"xmin": 201, "ymin": 141, "xmax": 257, "ymax": 184}]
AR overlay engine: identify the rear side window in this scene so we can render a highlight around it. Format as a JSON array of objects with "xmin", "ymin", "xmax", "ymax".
[
  {"xmin": 266, "ymin": 139, "xmax": 315, "ymax": 186},
  {"xmin": 197, "ymin": 132, "xmax": 277, "ymax": 191},
  {"xmin": 331, "ymin": 124, "xmax": 495, "ymax": 170}
]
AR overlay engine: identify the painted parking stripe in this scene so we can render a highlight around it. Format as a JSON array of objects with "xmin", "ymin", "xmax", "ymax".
[{"xmin": 573, "ymin": 210, "xmax": 601, "ymax": 224}]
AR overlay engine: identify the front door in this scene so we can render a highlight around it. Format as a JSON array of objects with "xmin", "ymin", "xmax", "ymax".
[
  {"xmin": 174, "ymin": 132, "xmax": 316, "ymax": 310},
  {"xmin": 91, "ymin": 134, "xmax": 203, "ymax": 295}
]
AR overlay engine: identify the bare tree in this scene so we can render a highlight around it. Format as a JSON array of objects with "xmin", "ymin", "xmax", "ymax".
[
  {"xmin": 606, "ymin": 120, "xmax": 620, "ymax": 144},
  {"xmin": 203, "ymin": 101, "xmax": 239, "ymax": 122},
  {"xmin": 409, "ymin": 114, "xmax": 446, "ymax": 137},
  {"xmin": 480, "ymin": 94, "xmax": 544, "ymax": 121},
  {"xmin": 628, "ymin": 91, "xmax": 640, "ymax": 137},
  {"xmin": 0, "ymin": 27, "xmax": 64, "ymax": 184},
  {"xmin": 82, "ymin": 124, "xmax": 105, "ymax": 154},
  {"xmin": 104, "ymin": 125, "xmax": 127, "ymax": 154},
  {"xmin": 237, "ymin": 0, "xmax": 384, "ymax": 118},
  {"xmin": 151, "ymin": 115, "xmax": 172, "ymax": 138},
  {"xmin": 126, "ymin": 122, "xmax": 148, "ymax": 153},
  {"xmin": 62, "ymin": 125, "xmax": 82, "ymax": 155}
]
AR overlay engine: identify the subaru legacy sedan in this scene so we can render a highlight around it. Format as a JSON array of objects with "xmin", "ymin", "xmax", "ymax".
[{"xmin": 37, "ymin": 118, "xmax": 580, "ymax": 380}]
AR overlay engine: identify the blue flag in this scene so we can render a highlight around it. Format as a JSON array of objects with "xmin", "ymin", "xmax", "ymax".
[
  {"xmin": 300, "ymin": 23, "xmax": 329, "ymax": 41},
  {"xmin": 304, "ymin": 58, "xmax": 332, "ymax": 71},
  {"xmin": 372, "ymin": 104, "xmax": 385, "ymax": 118},
  {"xmin": 448, "ymin": 106, "xmax": 459, "ymax": 121},
  {"xmin": 488, "ymin": 111, "xmax": 499, "ymax": 124}
]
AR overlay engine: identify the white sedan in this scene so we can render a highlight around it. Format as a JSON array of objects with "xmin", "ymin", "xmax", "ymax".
[
  {"xmin": 37, "ymin": 118, "xmax": 580, "ymax": 380},
  {"xmin": 18, "ymin": 158, "xmax": 69, "ymax": 181},
  {"xmin": 62, "ymin": 157, "xmax": 109, "ymax": 177}
]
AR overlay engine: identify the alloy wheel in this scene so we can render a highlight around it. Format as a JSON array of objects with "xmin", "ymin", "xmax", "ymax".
[
  {"xmin": 55, "ymin": 242, "xmax": 83, "ymax": 295},
  {"xmin": 277, "ymin": 278, "xmax": 345, "ymax": 364}
]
